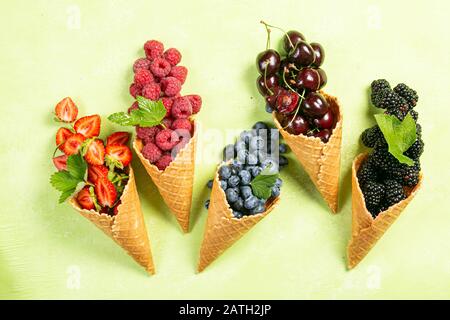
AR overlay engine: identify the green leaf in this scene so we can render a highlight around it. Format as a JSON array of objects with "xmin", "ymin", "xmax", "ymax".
[
  {"xmin": 108, "ymin": 112, "xmax": 135, "ymax": 126},
  {"xmin": 67, "ymin": 153, "xmax": 87, "ymax": 181},
  {"xmin": 59, "ymin": 190, "xmax": 74, "ymax": 204},
  {"xmin": 374, "ymin": 113, "xmax": 417, "ymax": 166},
  {"xmin": 50, "ymin": 171, "xmax": 80, "ymax": 192},
  {"xmin": 250, "ymin": 168, "xmax": 279, "ymax": 200},
  {"xmin": 107, "ymin": 97, "xmax": 166, "ymax": 128},
  {"xmin": 50, "ymin": 153, "xmax": 87, "ymax": 203}
]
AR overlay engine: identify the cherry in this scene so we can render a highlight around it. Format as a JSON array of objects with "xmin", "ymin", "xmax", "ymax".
[
  {"xmin": 314, "ymin": 129, "xmax": 331, "ymax": 143},
  {"xmin": 256, "ymin": 49, "xmax": 281, "ymax": 76},
  {"xmin": 301, "ymin": 92, "xmax": 329, "ymax": 117},
  {"xmin": 288, "ymin": 41, "xmax": 315, "ymax": 67},
  {"xmin": 265, "ymin": 86, "xmax": 282, "ymax": 107},
  {"xmin": 275, "ymin": 89, "xmax": 299, "ymax": 114},
  {"xmin": 317, "ymin": 68, "xmax": 327, "ymax": 89},
  {"xmin": 295, "ymin": 68, "xmax": 320, "ymax": 91},
  {"xmin": 286, "ymin": 115, "xmax": 309, "ymax": 135},
  {"xmin": 257, "ymin": 74, "xmax": 279, "ymax": 96},
  {"xmin": 313, "ymin": 109, "xmax": 334, "ymax": 129},
  {"xmin": 283, "ymin": 30, "xmax": 306, "ymax": 53},
  {"xmin": 310, "ymin": 42, "xmax": 325, "ymax": 67}
]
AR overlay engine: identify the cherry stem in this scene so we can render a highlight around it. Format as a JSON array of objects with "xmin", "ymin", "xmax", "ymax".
[
  {"xmin": 260, "ymin": 20, "xmax": 294, "ymax": 51},
  {"xmin": 264, "ymin": 67, "xmax": 274, "ymax": 96},
  {"xmin": 264, "ymin": 24, "xmax": 271, "ymax": 50},
  {"xmin": 282, "ymin": 71, "xmax": 305, "ymax": 100},
  {"xmin": 284, "ymin": 89, "xmax": 306, "ymax": 130}
]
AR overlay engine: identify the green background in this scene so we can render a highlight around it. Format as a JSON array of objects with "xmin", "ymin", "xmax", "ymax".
[{"xmin": 1, "ymin": 0, "xmax": 449, "ymax": 299}]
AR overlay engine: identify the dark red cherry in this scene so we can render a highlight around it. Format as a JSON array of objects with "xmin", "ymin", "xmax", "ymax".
[
  {"xmin": 287, "ymin": 115, "xmax": 310, "ymax": 135},
  {"xmin": 283, "ymin": 30, "xmax": 306, "ymax": 53},
  {"xmin": 313, "ymin": 109, "xmax": 334, "ymax": 129},
  {"xmin": 275, "ymin": 89, "xmax": 299, "ymax": 114},
  {"xmin": 310, "ymin": 42, "xmax": 325, "ymax": 67},
  {"xmin": 257, "ymin": 74, "xmax": 279, "ymax": 96},
  {"xmin": 295, "ymin": 68, "xmax": 320, "ymax": 91},
  {"xmin": 301, "ymin": 92, "xmax": 329, "ymax": 117},
  {"xmin": 256, "ymin": 49, "xmax": 281, "ymax": 76},
  {"xmin": 265, "ymin": 86, "xmax": 282, "ymax": 107},
  {"xmin": 288, "ymin": 41, "xmax": 315, "ymax": 67},
  {"xmin": 314, "ymin": 129, "xmax": 331, "ymax": 143},
  {"xmin": 317, "ymin": 68, "xmax": 327, "ymax": 89}
]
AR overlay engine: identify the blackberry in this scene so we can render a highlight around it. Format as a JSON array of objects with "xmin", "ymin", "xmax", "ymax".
[
  {"xmin": 371, "ymin": 145, "xmax": 401, "ymax": 174},
  {"xmin": 416, "ymin": 123, "xmax": 422, "ymax": 138},
  {"xmin": 393, "ymin": 83, "xmax": 418, "ymax": 108},
  {"xmin": 367, "ymin": 205, "xmax": 382, "ymax": 218},
  {"xmin": 383, "ymin": 179, "xmax": 406, "ymax": 208},
  {"xmin": 361, "ymin": 125, "xmax": 383, "ymax": 148},
  {"xmin": 386, "ymin": 106, "xmax": 408, "ymax": 121},
  {"xmin": 370, "ymin": 88, "xmax": 389, "ymax": 108},
  {"xmin": 398, "ymin": 162, "xmax": 421, "ymax": 187},
  {"xmin": 404, "ymin": 138, "xmax": 424, "ymax": 160},
  {"xmin": 371, "ymin": 79, "xmax": 391, "ymax": 93},
  {"xmin": 357, "ymin": 158, "xmax": 378, "ymax": 186},
  {"xmin": 409, "ymin": 109, "xmax": 418, "ymax": 122},
  {"xmin": 362, "ymin": 180, "xmax": 385, "ymax": 208}
]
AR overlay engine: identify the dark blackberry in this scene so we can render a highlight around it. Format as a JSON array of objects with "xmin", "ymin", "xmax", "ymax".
[
  {"xmin": 372, "ymin": 88, "xmax": 408, "ymax": 112},
  {"xmin": 386, "ymin": 106, "xmax": 409, "ymax": 121},
  {"xmin": 370, "ymin": 88, "xmax": 389, "ymax": 108},
  {"xmin": 382, "ymin": 179, "xmax": 406, "ymax": 208},
  {"xmin": 362, "ymin": 180, "xmax": 385, "ymax": 208},
  {"xmin": 409, "ymin": 109, "xmax": 418, "ymax": 122},
  {"xmin": 393, "ymin": 83, "xmax": 418, "ymax": 108},
  {"xmin": 371, "ymin": 79, "xmax": 391, "ymax": 93},
  {"xmin": 367, "ymin": 205, "xmax": 382, "ymax": 218},
  {"xmin": 371, "ymin": 145, "xmax": 401, "ymax": 174},
  {"xmin": 361, "ymin": 125, "xmax": 383, "ymax": 148},
  {"xmin": 404, "ymin": 138, "xmax": 424, "ymax": 160},
  {"xmin": 357, "ymin": 158, "xmax": 378, "ymax": 186},
  {"xmin": 400, "ymin": 162, "xmax": 421, "ymax": 187},
  {"xmin": 416, "ymin": 123, "xmax": 422, "ymax": 138}
]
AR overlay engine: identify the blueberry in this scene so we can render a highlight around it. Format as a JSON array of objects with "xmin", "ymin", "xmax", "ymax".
[
  {"xmin": 235, "ymin": 140, "xmax": 247, "ymax": 153},
  {"xmin": 237, "ymin": 149, "xmax": 248, "ymax": 163},
  {"xmin": 275, "ymin": 178, "xmax": 283, "ymax": 187},
  {"xmin": 244, "ymin": 165, "xmax": 255, "ymax": 172},
  {"xmin": 240, "ymin": 186, "xmax": 253, "ymax": 199},
  {"xmin": 232, "ymin": 197, "xmax": 244, "ymax": 211},
  {"xmin": 271, "ymin": 186, "xmax": 280, "ymax": 197},
  {"xmin": 250, "ymin": 166, "xmax": 263, "ymax": 177},
  {"xmin": 204, "ymin": 199, "xmax": 210, "ymax": 209},
  {"xmin": 228, "ymin": 175, "xmax": 240, "ymax": 188},
  {"xmin": 225, "ymin": 188, "xmax": 239, "ymax": 203},
  {"xmin": 230, "ymin": 159, "xmax": 243, "ymax": 172},
  {"xmin": 220, "ymin": 180, "xmax": 228, "ymax": 190},
  {"xmin": 233, "ymin": 211, "xmax": 244, "ymax": 219},
  {"xmin": 247, "ymin": 153, "xmax": 258, "ymax": 165},
  {"xmin": 250, "ymin": 202, "xmax": 265, "ymax": 215},
  {"xmin": 244, "ymin": 196, "xmax": 259, "ymax": 210},
  {"xmin": 279, "ymin": 143, "xmax": 288, "ymax": 154},
  {"xmin": 238, "ymin": 170, "xmax": 251, "ymax": 185},
  {"xmin": 222, "ymin": 144, "xmax": 235, "ymax": 161},
  {"xmin": 249, "ymin": 136, "xmax": 265, "ymax": 152},
  {"xmin": 252, "ymin": 121, "xmax": 268, "ymax": 131},
  {"xmin": 219, "ymin": 165, "xmax": 231, "ymax": 180},
  {"xmin": 279, "ymin": 155, "xmax": 289, "ymax": 167},
  {"xmin": 265, "ymin": 104, "xmax": 273, "ymax": 114},
  {"xmin": 262, "ymin": 158, "xmax": 279, "ymax": 174},
  {"xmin": 239, "ymin": 131, "xmax": 254, "ymax": 144},
  {"xmin": 206, "ymin": 180, "xmax": 213, "ymax": 189}
]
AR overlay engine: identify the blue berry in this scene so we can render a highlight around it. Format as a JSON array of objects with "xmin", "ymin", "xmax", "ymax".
[
  {"xmin": 225, "ymin": 188, "xmax": 239, "ymax": 203},
  {"xmin": 252, "ymin": 121, "xmax": 268, "ymax": 131},
  {"xmin": 230, "ymin": 160, "xmax": 243, "ymax": 172},
  {"xmin": 262, "ymin": 158, "xmax": 279, "ymax": 173},
  {"xmin": 237, "ymin": 149, "xmax": 248, "ymax": 163},
  {"xmin": 222, "ymin": 144, "xmax": 235, "ymax": 161},
  {"xmin": 275, "ymin": 178, "xmax": 283, "ymax": 187},
  {"xmin": 233, "ymin": 211, "xmax": 244, "ymax": 219},
  {"xmin": 238, "ymin": 170, "xmax": 251, "ymax": 185},
  {"xmin": 206, "ymin": 180, "xmax": 213, "ymax": 189},
  {"xmin": 249, "ymin": 136, "xmax": 265, "ymax": 152},
  {"xmin": 271, "ymin": 186, "xmax": 280, "ymax": 197},
  {"xmin": 228, "ymin": 175, "xmax": 240, "ymax": 188},
  {"xmin": 219, "ymin": 180, "xmax": 228, "ymax": 190},
  {"xmin": 204, "ymin": 199, "xmax": 210, "ymax": 209},
  {"xmin": 240, "ymin": 186, "xmax": 253, "ymax": 199},
  {"xmin": 235, "ymin": 140, "xmax": 247, "ymax": 153},
  {"xmin": 265, "ymin": 104, "xmax": 273, "ymax": 113},
  {"xmin": 247, "ymin": 153, "xmax": 258, "ymax": 165},
  {"xmin": 244, "ymin": 195, "xmax": 259, "ymax": 210},
  {"xmin": 219, "ymin": 165, "xmax": 231, "ymax": 180},
  {"xmin": 250, "ymin": 166, "xmax": 263, "ymax": 177},
  {"xmin": 232, "ymin": 197, "xmax": 244, "ymax": 211},
  {"xmin": 279, "ymin": 155, "xmax": 289, "ymax": 167},
  {"xmin": 279, "ymin": 143, "xmax": 288, "ymax": 153},
  {"xmin": 239, "ymin": 131, "xmax": 254, "ymax": 144},
  {"xmin": 250, "ymin": 202, "xmax": 265, "ymax": 214}
]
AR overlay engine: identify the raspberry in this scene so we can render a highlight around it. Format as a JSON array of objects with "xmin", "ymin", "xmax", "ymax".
[
  {"xmin": 169, "ymin": 66, "xmax": 188, "ymax": 84},
  {"xmin": 129, "ymin": 83, "xmax": 142, "ymax": 98},
  {"xmin": 171, "ymin": 97, "xmax": 192, "ymax": 119},
  {"xmin": 134, "ymin": 69, "xmax": 154, "ymax": 87},
  {"xmin": 142, "ymin": 142, "xmax": 162, "ymax": 163},
  {"xmin": 160, "ymin": 77, "xmax": 181, "ymax": 97},
  {"xmin": 186, "ymin": 95, "xmax": 202, "ymax": 114},
  {"xmin": 155, "ymin": 153, "xmax": 173, "ymax": 171},
  {"xmin": 128, "ymin": 101, "xmax": 139, "ymax": 114},
  {"xmin": 133, "ymin": 58, "xmax": 151, "ymax": 73},
  {"xmin": 155, "ymin": 129, "xmax": 179, "ymax": 151},
  {"xmin": 161, "ymin": 117, "xmax": 173, "ymax": 129},
  {"xmin": 171, "ymin": 118, "xmax": 192, "ymax": 132},
  {"xmin": 150, "ymin": 57, "xmax": 171, "ymax": 78},
  {"xmin": 136, "ymin": 126, "xmax": 160, "ymax": 143},
  {"xmin": 172, "ymin": 131, "xmax": 191, "ymax": 155},
  {"xmin": 161, "ymin": 97, "xmax": 174, "ymax": 115},
  {"xmin": 163, "ymin": 48, "xmax": 182, "ymax": 66},
  {"xmin": 141, "ymin": 82, "xmax": 161, "ymax": 101},
  {"xmin": 144, "ymin": 40, "xmax": 164, "ymax": 61}
]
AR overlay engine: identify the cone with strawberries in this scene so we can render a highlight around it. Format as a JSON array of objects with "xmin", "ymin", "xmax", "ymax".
[{"xmin": 50, "ymin": 97, "xmax": 155, "ymax": 274}]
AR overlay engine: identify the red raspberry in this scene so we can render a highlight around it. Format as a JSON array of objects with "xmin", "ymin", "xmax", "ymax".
[
  {"xmin": 128, "ymin": 101, "xmax": 139, "ymax": 114},
  {"xmin": 161, "ymin": 117, "xmax": 173, "ymax": 129},
  {"xmin": 163, "ymin": 48, "xmax": 182, "ymax": 66},
  {"xmin": 142, "ymin": 82, "xmax": 161, "ymax": 101},
  {"xmin": 160, "ymin": 77, "xmax": 181, "ymax": 97},
  {"xmin": 155, "ymin": 129, "xmax": 179, "ymax": 151},
  {"xmin": 142, "ymin": 142, "xmax": 162, "ymax": 163},
  {"xmin": 144, "ymin": 40, "xmax": 164, "ymax": 61},
  {"xmin": 134, "ymin": 69, "xmax": 154, "ymax": 87},
  {"xmin": 169, "ymin": 66, "xmax": 188, "ymax": 84},
  {"xmin": 172, "ymin": 130, "xmax": 192, "ymax": 156},
  {"xmin": 186, "ymin": 95, "xmax": 202, "ymax": 114},
  {"xmin": 171, "ymin": 97, "xmax": 192, "ymax": 119},
  {"xmin": 155, "ymin": 153, "xmax": 173, "ymax": 171},
  {"xmin": 150, "ymin": 57, "xmax": 171, "ymax": 78},
  {"xmin": 161, "ymin": 97, "xmax": 174, "ymax": 115},
  {"xmin": 171, "ymin": 118, "xmax": 192, "ymax": 132},
  {"xmin": 136, "ymin": 126, "xmax": 160, "ymax": 143},
  {"xmin": 133, "ymin": 58, "xmax": 151, "ymax": 73},
  {"xmin": 129, "ymin": 83, "xmax": 142, "ymax": 98}
]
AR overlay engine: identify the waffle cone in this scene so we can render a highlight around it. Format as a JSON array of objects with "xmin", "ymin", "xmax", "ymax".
[
  {"xmin": 69, "ymin": 167, "xmax": 155, "ymax": 274},
  {"xmin": 273, "ymin": 92, "xmax": 343, "ymax": 213},
  {"xmin": 133, "ymin": 123, "xmax": 197, "ymax": 233},
  {"xmin": 197, "ymin": 166, "xmax": 280, "ymax": 272},
  {"xmin": 347, "ymin": 153, "xmax": 423, "ymax": 269}
]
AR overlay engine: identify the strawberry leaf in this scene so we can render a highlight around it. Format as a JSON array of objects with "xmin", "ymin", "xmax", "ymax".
[
  {"xmin": 67, "ymin": 153, "xmax": 87, "ymax": 181},
  {"xmin": 250, "ymin": 167, "xmax": 279, "ymax": 199},
  {"xmin": 50, "ymin": 153, "xmax": 87, "ymax": 203},
  {"xmin": 107, "ymin": 97, "xmax": 166, "ymax": 128}
]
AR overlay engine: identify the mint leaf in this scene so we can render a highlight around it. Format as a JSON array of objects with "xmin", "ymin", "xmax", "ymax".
[
  {"xmin": 67, "ymin": 153, "xmax": 87, "ymax": 181},
  {"xmin": 250, "ymin": 168, "xmax": 279, "ymax": 199},
  {"xmin": 375, "ymin": 113, "xmax": 417, "ymax": 166},
  {"xmin": 107, "ymin": 97, "xmax": 166, "ymax": 127}
]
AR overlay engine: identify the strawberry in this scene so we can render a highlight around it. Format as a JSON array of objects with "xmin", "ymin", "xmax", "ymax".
[
  {"xmin": 52, "ymin": 154, "xmax": 68, "ymax": 171},
  {"xmin": 56, "ymin": 127, "xmax": 73, "ymax": 150},
  {"xmin": 62, "ymin": 133, "xmax": 86, "ymax": 155},
  {"xmin": 84, "ymin": 139, "xmax": 105, "ymax": 165},
  {"xmin": 74, "ymin": 115, "xmax": 101, "ymax": 138},
  {"xmin": 55, "ymin": 97, "xmax": 78, "ymax": 123},
  {"xmin": 95, "ymin": 177, "xmax": 117, "ymax": 207},
  {"xmin": 112, "ymin": 201, "xmax": 121, "ymax": 216},
  {"xmin": 106, "ymin": 145, "xmax": 132, "ymax": 167},
  {"xmin": 87, "ymin": 165, "xmax": 109, "ymax": 183},
  {"xmin": 106, "ymin": 131, "xmax": 130, "ymax": 146},
  {"xmin": 76, "ymin": 186, "xmax": 95, "ymax": 210}
]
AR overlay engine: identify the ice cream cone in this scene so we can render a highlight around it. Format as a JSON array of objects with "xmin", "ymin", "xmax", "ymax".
[
  {"xmin": 197, "ymin": 166, "xmax": 280, "ymax": 272},
  {"xmin": 273, "ymin": 91, "xmax": 343, "ymax": 213},
  {"xmin": 347, "ymin": 153, "xmax": 423, "ymax": 269},
  {"xmin": 69, "ymin": 167, "xmax": 155, "ymax": 274},
  {"xmin": 133, "ymin": 123, "xmax": 197, "ymax": 233}
]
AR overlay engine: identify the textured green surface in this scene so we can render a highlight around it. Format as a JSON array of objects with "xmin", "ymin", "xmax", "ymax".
[{"xmin": 1, "ymin": 0, "xmax": 449, "ymax": 299}]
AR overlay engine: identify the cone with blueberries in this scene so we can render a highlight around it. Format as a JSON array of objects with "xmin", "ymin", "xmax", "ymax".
[
  {"xmin": 50, "ymin": 98, "xmax": 155, "ymax": 274},
  {"xmin": 348, "ymin": 80, "xmax": 424, "ymax": 269},
  {"xmin": 255, "ymin": 22, "xmax": 343, "ymax": 213},
  {"xmin": 109, "ymin": 40, "xmax": 201, "ymax": 233},
  {"xmin": 198, "ymin": 122, "xmax": 288, "ymax": 271}
]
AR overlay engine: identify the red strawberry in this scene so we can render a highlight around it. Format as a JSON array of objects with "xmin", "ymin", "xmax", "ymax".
[
  {"xmin": 112, "ymin": 201, "xmax": 121, "ymax": 216},
  {"xmin": 95, "ymin": 177, "xmax": 117, "ymax": 207},
  {"xmin": 106, "ymin": 131, "xmax": 130, "ymax": 146},
  {"xmin": 62, "ymin": 133, "xmax": 86, "ymax": 155},
  {"xmin": 56, "ymin": 127, "xmax": 73, "ymax": 150},
  {"xmin": 106, "ymin": 145, "xmax": 132, "ymax": 167},
  {"xmin": 52, "ymin": 154, "xmax": 68, "ymax": 171},
  {"xmin": 55, "ymin": 97, "xmax": 78, "ymax": 123},
  {"xmin": 74, "ymin": 115, "xmax": 101, "ymax": 138},
  {"xmin": 88, "ymin": 165, "xmax": 109, "ymax": 183},
  {"xmin": 76, "ymin": 186, "xmax": 95, "ymax": 210},
  {"xmin": 84, "ymin": 139, "xmax": 105, "ymax": 165}
]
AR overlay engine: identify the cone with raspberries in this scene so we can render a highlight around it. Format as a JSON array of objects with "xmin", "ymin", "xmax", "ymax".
[
  {"xmin": 198, "ymin": 122, "xmax": 286, "ymax": 271},
  {"xmin": 50, "ymin": 98, "xmax": 155, "ymax": 274},
  {"xmin": 255, "ymin": 22, "xmax": 342, "ymax": 213},
  {"xmin": 109, "ymin": 40, "xmax": 201, "ymax": 233},
  {"xmin": 348, "ymin": 80, "xmax": 424, "ymax": 269}
]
